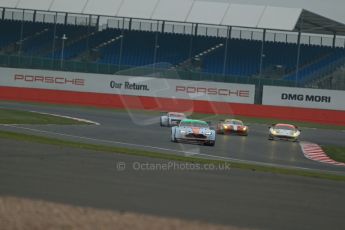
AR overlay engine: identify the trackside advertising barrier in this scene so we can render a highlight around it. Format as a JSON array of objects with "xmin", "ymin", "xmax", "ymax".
[
  {"xmin": 0, "ymin": 67, "xmax": 255, "ymax": 104},
  {"xmin": 262, "ymin": 86, "xmax": 345, "ymax": 111},
  {"xmin": 1, "ymin": 67, "xmax": 345, "ymax": 125}
]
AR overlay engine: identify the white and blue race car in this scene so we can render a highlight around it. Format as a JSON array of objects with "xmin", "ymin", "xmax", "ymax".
[
  {"xmin": 160, "ymin": 112, "xmax": 186, "ymax": 127},
  {"xmin": 171, "ymin": 119, "xmax": 216, "ymax": 146}
]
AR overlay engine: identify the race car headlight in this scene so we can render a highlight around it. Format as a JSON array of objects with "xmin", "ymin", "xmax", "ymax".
[
  {"xmin": 180, "ymin": 130, "xmax": 186, "ymax": 134},
  {"xmin": 271, "ymin": 129, "xmax": 278, "ymax": 135},
  {"xmin": 243, "ymin": 127, "xmax": 247, "ymax": 131},
  {"xmin": 293, "ymin": 132, "xmax": 299, "ymax": 137},
  {"xmin": 223, "ymin": 125, "xmax": 228, "ymax": 129},
  {"xmin": 205, "ymin": 132, "xmax": 212, "ymax": 135}
]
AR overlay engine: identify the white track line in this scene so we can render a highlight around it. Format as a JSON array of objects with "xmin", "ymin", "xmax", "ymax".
[
  {"xmin": 1, "ymin": 124, "xmax": 343, "ymax": 174},
  {"xmin": 300, "ymin": 141, "xmax": 345, "ymax": 166},
  {"xmin": 29, "ymin": 110, "xmax": 100, "ymax": 125}
]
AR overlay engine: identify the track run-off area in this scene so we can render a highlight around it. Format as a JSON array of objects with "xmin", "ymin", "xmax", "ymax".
[{"xmin": 1, "ymin": 102, "xmax": 345, "ymax": 230}]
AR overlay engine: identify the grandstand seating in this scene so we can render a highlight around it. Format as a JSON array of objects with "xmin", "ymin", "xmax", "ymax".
[{"xmin": 0, "ymin": 19, "xmax": 344, "ymax": 83}]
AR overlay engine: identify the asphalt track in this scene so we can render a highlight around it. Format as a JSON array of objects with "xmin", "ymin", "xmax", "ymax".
[
  {"xmin": 1, "ymin": 139, "xmax": 345, "ymax": 230},
  {"xmin": 0, "ymin": 102, "xmax": 344, "ymax": 173}
]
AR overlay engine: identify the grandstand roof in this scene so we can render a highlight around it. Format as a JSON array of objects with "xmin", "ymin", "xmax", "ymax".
[{"xmin": 2, "ymin": 0, "xmax": 345, "ymax": 35}]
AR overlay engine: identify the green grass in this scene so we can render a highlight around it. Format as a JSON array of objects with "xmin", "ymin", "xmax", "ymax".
[
  {"xmin": 0, "ymin": 130, "xmax": 344, "ymax": 182},
  {"xmin": 323, "ymin": 146, "xmax": 345, "ymax": 163},
  {"xmin": 0, "ymin": 108, "xmax": 88, "ymax": 125}
]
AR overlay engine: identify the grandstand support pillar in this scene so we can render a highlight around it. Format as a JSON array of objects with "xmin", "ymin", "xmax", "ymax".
[
  {"xmin": 222, "ymin": 26, "xmax": 232, "ymax": 76},
  {"xmin": 60, "ymin": 34, "xmax": 68, "ymax": 69},
  {"xmin": 153, "ymin": 21, "xmax": 160, "ymax": 73},
  {"xmin": 86, "ymin": 14, "xmax": 92, "ymax": 56},
  {"xmin": 1, "ymin": 8, "xmax": 4, "ymax": 20},
  {"xmin": 52, "ymin": 13, "xmax": 58, "ymax": 60},
  {"xmin": 295, "ymin": 30, "xmax": 302, "ymax": 86},
  {"xmin": 96, "ymin": 16, "xmax": 100, "ymax": 29},
  {"xmin": 64, "ymin": 13, "xmax": 68, "ymax": 26},
  {"xmin": 259, "ymin": 29, "xmax": 266, "ymax": 77},
  {"xmin": 194, "ymin": 23, "xmax": 198, "ymax": 37},
  {"xmin": 188, "ymin": 24, "xmax": 197, "ymax": 61},
  {"xmin": 256, "ymin": 29, "xmax": 266, "ymax": 105},
  {"xmin": 33, "ymin": 10, "xmax": 37, "ymax": 22},
  {"xmin": 332, "ymin": 33, "xmax": 336, "ymax": 48},
  {"xmin": 129, "ymin": 18, "xmax": 132, "ymax": 31},
  {"xmin": 118, "ymin": 19, "xmax": 125, "ymax": 70},
  {"xmin": 161, "ymin": 21, "xmax": 165, "ymax": 33},
  {"xmin": 18, "ymin": 10, "xmax": 25, "ymax": 56}
]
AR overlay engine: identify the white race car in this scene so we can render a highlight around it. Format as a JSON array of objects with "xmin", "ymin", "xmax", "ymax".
[
  {"xmin": 171, "ymin": 119, "xmax": 216, "ymax": 146},
  {"xmin": 160, "ymin": 112, "xmax": 186, "ymax": 127},
  {"xmin": 268, "ymin": 123, "xmax": 301, "ymax": 142}
]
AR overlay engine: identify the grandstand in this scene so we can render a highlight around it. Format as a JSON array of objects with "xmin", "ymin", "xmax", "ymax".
[{"xmin": 0, "ymin": 0, "xmax": 345, "ymax": 90}]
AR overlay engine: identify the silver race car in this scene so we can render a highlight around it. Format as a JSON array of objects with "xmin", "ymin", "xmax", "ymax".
[
  {"xmin": 268, "ymin": 123, "xmax": 301, "ymax": 142},
  {"xmin": 160, "ymin": 112, "xmax": 186, "ymax": 127},
  {"xmin": 171, "ymin": 119, "xmax": 216, "ymax": 146}
]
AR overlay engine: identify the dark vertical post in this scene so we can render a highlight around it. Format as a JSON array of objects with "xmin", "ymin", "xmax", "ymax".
[
  {"xmin": 118, "ymin": 18, "xmax": 125, "ymax": 70},
  {"xmin": 161, "ymin": 20, "xmax": 165, "ymax": 33},
  {"xmin": 256, "ymin": 29, "xmax": 266, "ymax": 104},
  {"xmin": 60, "ymin": 34, "xmax": 67, "ymax": 69},
  {"xmin": 64, "ymin": 13, "xmax": 68, "ymax": 25},
  {"xmin": 51, "ymin": 12, "xmax": 57, "ymax": 60},
  {"xmin": 295, "ymin": 30, "xmax": 302, "ymax": 86},
  {"xmin": 153, "ymin": 21, "xmax": 159, "ymax": 73},
  {"xmin": 18, "ymin": 10, "xmax": 25, "ymax": 56},
  {"xmin": 295, "ymin": 13, "xmax": 303, "ymax": 87},
  {"xmin": 188, "ymin": 24, "xmax": 195, "ymax": 60},
  {"xmin": 33, "ymin": 10, "xmax": 37, "ymax": 22},
  {"xmin": 222, "ymin": 26, "xmax": 231, "ymax": 76},
  {"xmin": 96, "ymin": 15, "xmax": 100, "ymax": 28},
  {"xmin": 259, "ymin": 29, "xmax": 266, "ymax": 77},
  {"xmin": 194, "ymin": 23, "xmax": 198, "ymax": 36},
  {"xmin": 332, "ymin": 33, "xmax": 336, "ymax": 48},
  {"xmin": 86, "ymin": 15, "xmax": 92, "ymax": 58}
]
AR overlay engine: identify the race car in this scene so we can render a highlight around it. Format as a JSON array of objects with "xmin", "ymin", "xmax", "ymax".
[
  {"xmin": 171, "ymin": 119, "xmax": 216, "ymax": 146},
  {"xmin": 268, "ymin": 123, "xmax": 301, "ymax": 142},
  {"xmin": 216, "ymin": 119, "xmax": 248, "ymax": 136},
  {"xmin": 160, "ymin": 112, "xmax": 186, "ymax": 127}
]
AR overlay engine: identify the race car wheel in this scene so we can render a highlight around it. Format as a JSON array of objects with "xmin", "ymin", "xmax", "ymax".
[
  {"xmin": 205, "ymin": 141, "xmax": 215, "ymax": 146},
  {"xmin": 171, "ymin": 130, "xmax": 177, "ymax": 143}
]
